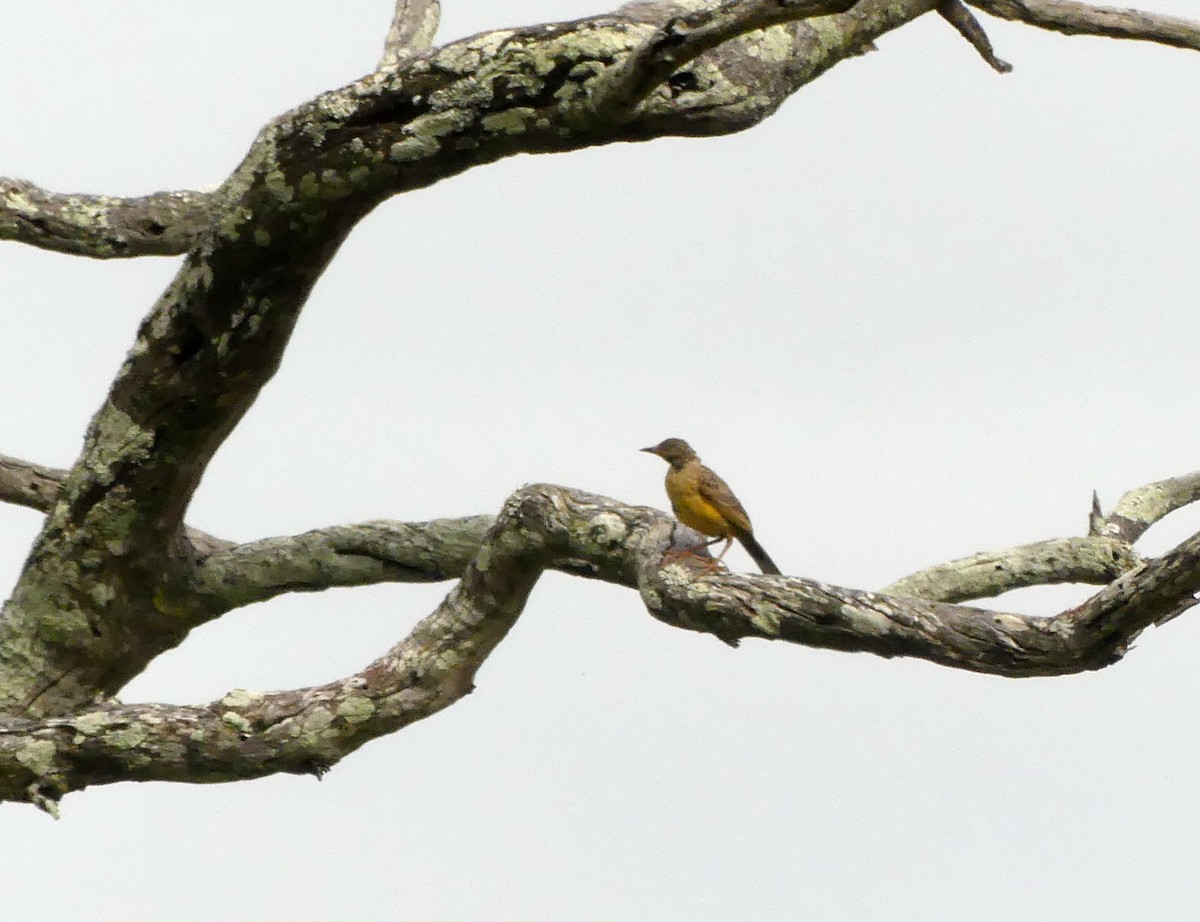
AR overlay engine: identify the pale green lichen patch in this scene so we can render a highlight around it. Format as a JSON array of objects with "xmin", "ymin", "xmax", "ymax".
[
  {"xmin": 436, "ymin": 29, "xmax": 517, "ymax": 73},
  {"xmin": 1117, "ymin": 486, "xmax": 1169, "ymax": 524},
  {"xmin": 316, "ymin": 90, "xmax": 358, "ymax": 120},
  {"xmin": 222, "ymin": 711, "xmax": 252, "ymax": 734},
  {"xmin": 62, "ymin": 197, "xmax": 111, "ymax": 229},
  {"xmin": 658, "ymin": 563, "xmax": 694, "ymax": 588},
  {"xmin": 535, "ymin": 28, "xmax": 640, "ymax": 72},
  {"xmin": 298, "ymin": 172, "xmax": 321, "ymax": 200},
  {"xmin": 805, "ymin": 15, "xmax": 851, "ymax": 56},
  {"xmin": 16, "ymin": 738, "xmax": 57, "ymax": 776},
  {"xmin": 71, "ymin": 710, "xmax": 112, "ymax": 739},
  {"xmin": 88, "ymin": 583, "xmax": 115, "ymax": 609},
  {"xmin": 586, "ymin": 512, "xmax": 628, "ymax": 548},
  {"xmin": 85, "ymin": 405, "xmax": 154, "ymax": 486},
  {"xmin": 295, "ymin": 708, "xmax": 335, "ymax": 743},
  {"xmin": 748, "ymin": 605, "xmax": 782, "ymax": 637},
  {"xmin": 336, "ymin": 696, "xmax": 375, "ymax": 723},
  {"xmin": 841, "ymin": 604, "xmax": 892, "ymax": 636},
  {"xmin": 744, "ymin": 25, "xmax": 795, "ymax": 63},
  {"xmin": 108, "ymin": 724, "xmax": 149, "ymax": 750},
  {"xmin": 216, "ymin": 203, "xmax": 254, "ymax": 242},
  {"xmin": 221, "ymin": 688, "xmax": 259, "ymax": 709},
  {"xmin": 179, "ymin": 259, "xmax": 216, "ymax": 295},
  {"xmin": 4, "ymin": 187, "xmax": 37, "ymax": 215},
  {"xmin": 301, "ymin": 121, "xmax": 328, "ymax": 146},
  {"xmin": 264, "ymin": 169, "xmax": 295, "ymax": 204},
  {"xmin": 433, "ymin": 650, "xmax": 462, "ymax": 673},
  {"xmin": 390, "ymin": 135, "xmax": 439, "ymax": 162},
  {"xmin": 482, "ymin": 107, "xmax": 538, "ymax": 134}
]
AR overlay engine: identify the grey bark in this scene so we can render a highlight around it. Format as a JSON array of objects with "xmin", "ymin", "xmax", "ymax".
[{"xmin": 1, "ymin": 0, "xmax": 1198, "ymax": 812}]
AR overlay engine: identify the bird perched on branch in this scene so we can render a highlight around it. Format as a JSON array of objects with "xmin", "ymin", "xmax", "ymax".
[{"xmin": 641, "ymin": 437, "xmax": 781, "ymax": 575}]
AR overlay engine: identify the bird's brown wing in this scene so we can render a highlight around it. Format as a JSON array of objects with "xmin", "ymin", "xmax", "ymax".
[{"xmin": 697, "ymin": 465, "xmax": 753, "ymax": 535}]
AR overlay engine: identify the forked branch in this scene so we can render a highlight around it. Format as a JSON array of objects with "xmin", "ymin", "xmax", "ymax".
[{"xmin": 4, "ymin": 482, "xmax": 1200, "ymax": 810}]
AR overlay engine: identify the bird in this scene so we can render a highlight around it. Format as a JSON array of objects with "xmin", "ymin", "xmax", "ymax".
[{"xmin": 641, "ymin": 437, "xmax": 781, "ymax": 575}]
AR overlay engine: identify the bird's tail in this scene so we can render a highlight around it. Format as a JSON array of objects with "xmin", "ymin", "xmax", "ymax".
[{"xmin": 737, "ymin": 533, "xmax": 781, "ymax": 575}]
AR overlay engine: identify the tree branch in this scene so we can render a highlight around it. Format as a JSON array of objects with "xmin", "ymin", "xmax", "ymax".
[
  {"xmin": 596, "ymin": 0, "xmax": 861, "ymax": 116},
  {"xmin": 379, "ymin": 0, "xmax": 441, "ymax": 71},
  {"xmin": 969, "ymin": 0, "xmax": 1200, "ymax": 50},
  {"xmin": 1091, "ymin": 470, "xmax": 1200, "ymax": 544},
  {"xmin": 0, "ymin": 178, "xmax": 212, "ymax": 259},
  {"xmin": 0, "ymin": 454, "xmax": 66, "ymax": 513},
  {"xmin": 6, "ymin": 481, "xmax": 1200, "ymax": 810},
  {"xmin": 2, "ymin": 0, "xmax": 947, "ymax": 721},
  {"xmin": 883, "ymin": 536, "xmax": 1138, "ymax": 602},
  {"xmin": 192, "ymin": 517, "xmax": 493, "ymax": 611},
  {"xmin": 938, "ymin": 0, "xmax": 1013, "ymax": 71}
]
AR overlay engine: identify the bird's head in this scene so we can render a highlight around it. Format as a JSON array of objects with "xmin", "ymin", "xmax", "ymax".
[{"xmin": 641, "ymin": 437, "xmax": 697, "ymax": 468}]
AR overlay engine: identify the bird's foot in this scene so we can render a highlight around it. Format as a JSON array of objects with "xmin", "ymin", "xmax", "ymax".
[{"xmin": 663, "ymin": 547, "xmax": 725, "ymax": 572}]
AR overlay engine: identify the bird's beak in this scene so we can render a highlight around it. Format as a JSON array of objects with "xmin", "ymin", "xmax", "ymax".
[{"xmin": 640, "ymin": 446, "xmax": 658, "ymax": 455}]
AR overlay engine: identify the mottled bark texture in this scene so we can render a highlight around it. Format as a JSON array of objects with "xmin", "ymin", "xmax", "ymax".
[
  {"xmin": 2, "ymin": 0, "xmax": 1198, "ymax": 812},
  {"xmin": 970, "ymin": 0, "xmax": 1200, "ymax": 50}
]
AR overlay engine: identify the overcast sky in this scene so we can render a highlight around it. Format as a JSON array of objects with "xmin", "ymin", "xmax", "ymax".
[{"xmin": 4, "ymin": 2, "xmax": 1200, "ymax": 919}]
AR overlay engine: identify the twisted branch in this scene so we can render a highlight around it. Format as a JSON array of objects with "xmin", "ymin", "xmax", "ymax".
[
  {"xmin": 2, "ymin": 446, "xmax": 1192, "ymax": 611},
  {"xmin": 0, "ymin": 179, "xmax": 212, "ymax": 259},
  {"xmin": 1091, "ymin": 471, "xmax": 1200, "ymax": 544},
  {"xmin": 596, "ymin": 0, "xmax": 862, "ymax": 115},
  {"xmin": 5, "ymin": 482, "xmax": 1200, "ymax": 810},
  {"xmin": 970, "ymin": 0, "xmax": 1200, "ymax": 50}
]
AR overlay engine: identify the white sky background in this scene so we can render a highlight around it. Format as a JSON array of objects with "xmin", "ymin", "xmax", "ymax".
[{"xmin": 3, "ymin": 1, "xmax": 1200, "ymax": 918}]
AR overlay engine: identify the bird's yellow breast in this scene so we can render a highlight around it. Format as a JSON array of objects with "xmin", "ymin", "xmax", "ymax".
[{"xmin": 665, "ymin": 466, "xmax": 731, "ymax": 537}]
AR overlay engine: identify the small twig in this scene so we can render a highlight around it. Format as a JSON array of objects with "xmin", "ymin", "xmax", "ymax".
[
  {"xmin": 939, "ymin": 0, "xmax": 1013, "ymax": 72},
  {"xmin": 378, "ymin": 0, "xmax": 441, "ymax": 71}
]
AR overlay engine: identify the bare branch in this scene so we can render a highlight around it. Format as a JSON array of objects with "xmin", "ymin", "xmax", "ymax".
[
  {"xmin": 883, "ymin": 536, "xmax": 1138, "ymax": 602},
  {"xmin": 192, "ymin": 517, "xmax": 494, "ymax": 611},
  {"xmin": 6, "ymin": 482, "xmax": 1200, "ymax": 807},
  {"xmin": 887, "ymin": 468, "xmax": 1200, "ymax": 603},
  {"xmin": 0, "ymin": 178, "xmax": 212, "ymax": 259},
  {"xmin": 0, "ymin": 454, "xmax": 66, "ymax": 513},
  {"xmin": 970, "ymin": 0, "xmax": 1200, "ymax": 50},
  {"xmin": 595, "ymin": 0, "xmax": 862, "ymax": 116},
  {"xmin": 938, "ymin": 0, "xmax": 1013, "ymax": 71},
  {"xmin": 1091, "ymin": 470, "xmax": 1200, "ymax": 544},
  {"xmin": 2, "ymin": 2, "xmax": 945, "ymax": 720},
  {"xmin": 378, "ymin": 0, "xmax": 441, "ymax": 71}
]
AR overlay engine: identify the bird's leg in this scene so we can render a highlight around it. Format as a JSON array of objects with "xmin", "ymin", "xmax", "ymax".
[{"xmin": 664, "ymin": 535, "xmax": 729, "ymax": 571}]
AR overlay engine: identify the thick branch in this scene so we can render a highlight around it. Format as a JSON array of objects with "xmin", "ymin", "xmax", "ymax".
[
  {"xmin": 0, "ymin": 455, "xmax": 66, "ymax": 513},
  {"xmin": 379, "ymin": 0, "xmax": 441, "ymax": 70},
  {"xmin": 6, "ymin": 482, "xmax": 1200, "ymax": 808},
  {"xmin": 596, "ymin": 0, "xmax": 859, "ymax": 115},
  {"xmin": 0, "ymin": 178, "xmax": 212, "ymax": 258},
  {"xmin": 970, "ymin": 0, "xmax": 1200, "ymax": 50},
  {"xmin": 1091, "ymin": 471, "xmax": 1200, "ymax": 544},
  {"xmin": 192, "ymin": 517, "xmax": 493, "ymax": 611},
  {"xmin": 0, "ymin": 493, "xmax": 543, "ymax": 810},
  {"xmin": 2, "ymin": 0, "xmax": 944, "ymax": 720},
  {"xmin": 883, "ymin": 536, "xmax": 1139, "ymax": 602}
]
